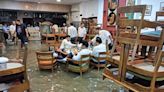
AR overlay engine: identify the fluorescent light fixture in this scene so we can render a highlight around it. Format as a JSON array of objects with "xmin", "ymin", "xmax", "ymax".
[{"xmin": 57, "ymin": 0, "xmax": 61, "ymax": 2}]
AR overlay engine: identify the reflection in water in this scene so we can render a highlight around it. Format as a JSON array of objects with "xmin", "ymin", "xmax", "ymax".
[{"xmin": 3, "ymin": 41, "xmax": 128, "ymax": 92}]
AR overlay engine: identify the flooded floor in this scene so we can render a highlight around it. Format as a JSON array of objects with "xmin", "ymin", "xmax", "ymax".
[{"xmin": 3, "ymin": 41, "xmax": 125, "ymax": 92}]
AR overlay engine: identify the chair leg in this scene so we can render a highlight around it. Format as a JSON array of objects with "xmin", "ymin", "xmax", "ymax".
[
  {"xmin": 98, "ymin": 66, "xmax": 100, "ymax": 72},
  {"xmin": 80, "ymin": 71, "xmax": 82, "ymax": 77},
  {"xmin": 131, "ymin": 43, "xmax": 138, "ymax": 62}
]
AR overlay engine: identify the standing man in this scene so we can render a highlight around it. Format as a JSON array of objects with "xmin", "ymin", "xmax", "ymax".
[
  {"xmin": 9, "ymin": 21, "xmax": 16, "ymax": 42},
  {"xmin": 62, "ymin": 23, "xmax": 68, "ymax": 34},
  {"xmin": 68, "ymin": 23, "xmax": 78, "ymax": 44},
  {"xmin": 2, "ymin": 23, "xmax": 9, "ymax": 43},
  {"xmin": 78, "ymin": 23, "xmax": 87, "ymax": 43},
  {"xmin": 15, "ymin": 20, "xmax": 28, "ymax": 48}
]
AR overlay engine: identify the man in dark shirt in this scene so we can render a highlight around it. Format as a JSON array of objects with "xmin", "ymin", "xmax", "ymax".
[{"xmin": 15, "ymin": 20, "xmax": 28, "ymax": 47}]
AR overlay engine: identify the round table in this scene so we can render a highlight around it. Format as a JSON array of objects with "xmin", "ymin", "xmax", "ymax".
[{"xmin": 0, "ymin": 63, "xmax": 24, "ymax": 76}]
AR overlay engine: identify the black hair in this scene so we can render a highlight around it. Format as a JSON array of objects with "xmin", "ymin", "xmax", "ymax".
[
  {"xmin": 81, "ymin": 40, "xmax": 88, "ymax": 48},
  {"xmin": 70, "ymin": 23, "xmax": 73, "ymax": 26},
  {"xmin": 65, "ymin": 35, "xmax": 70, "ymax": 38},
  {"xmin": 96, "ymin": 37, "xmax": 102, "ymax": 44},
  {"xmin": 16, "ymin": 20, "xmax": 20, "ymax": 22}
]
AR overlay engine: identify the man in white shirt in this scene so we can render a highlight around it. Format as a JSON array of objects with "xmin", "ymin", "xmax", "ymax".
[
  {"xmin": 72, "ymin": 40, "xmax": 92, "ymax": 61},
  {"xmin": 52, "ymin": 24, "xmax": 59, "ymax": 33},
  {"xmin": 91, "ymin": 37, "xmax": 107, "ymax": 64},
  {"xmin": 53, "ymin": 35, "xmax": 76, "ymax": 59},
  {"xmin": 68, "ymin": 23, "xmax": 78, "ymax": 44},
  {"xmin": 78, "ymin": 23, "xmax": 87, "ymax": 43},
  {"xmin": 90, "ymin": 26, "xmax": 113, "ymax": 50},
  {"xmin": 9, "ymin": 21, "xmax": 16, "ymax": 42},
  {"xmin": 60, "ymin": 35, "xmax": 76, "ymax": 50},
  {"xmin": 62, "ymin": 23, "xmax": 68, "ymax": 34}
]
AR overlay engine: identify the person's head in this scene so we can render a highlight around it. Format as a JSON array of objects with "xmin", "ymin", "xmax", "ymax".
[
  {"xmin": 81, "ymin": 40, "xmax": 88, "ymax": 49},
  {"xmin": 16, "ymin": 20, "xmax": 21, "ymax": 25},
  {"xmin": 63, "ymin": 23, "xmax": 66, "ymax": 26},
  {"xmin": 96, "ymin": 37, "xmax": 102, "ymax": 45},
  {"xmin": 70, "ymin": 23, "xmax": 74, "ymax": 26},
  {"xmin": 80, "ymin": 23, "xmax": 84, "ymax": 28},
  {"xmin": 96, "ymin": 25, "xmax": 102, "ymax": 31},
  {"xmin": 65, "ymin": 35, "xmax": 70, "ymax": 41}
]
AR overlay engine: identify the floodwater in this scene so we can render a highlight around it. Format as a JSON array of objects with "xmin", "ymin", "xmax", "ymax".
[{"xmin": 3, "ymin": 41, "xmax": 127, "ymax": 92}]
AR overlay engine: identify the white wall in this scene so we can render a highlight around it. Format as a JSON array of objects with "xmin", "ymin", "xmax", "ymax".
[
  {"xmin": 79, "ymin": 0, "xmax": 99, "ymax": 18},
  {"xmin": 71, "ymin": 0, "xmax": 102, "ymax": 22},
  {"xmin": 137, "ymin": 0, "xmax": 164, "ymax": 21},
  {"xmin": 97, "ymin": 0, "xmax": 104, "ymax": 25}
]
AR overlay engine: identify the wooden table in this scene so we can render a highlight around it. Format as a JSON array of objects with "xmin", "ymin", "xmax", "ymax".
[
  {"xmin": 0, "ymin": 63, "xmax": 24, "ymax": 77},
  {"xmin": 0, "ymin": 63, "xmax": 25, "ymax": 91},
  {"xmin": 42, "ymin": 33, "xmax": 66, "ymax": 43}
]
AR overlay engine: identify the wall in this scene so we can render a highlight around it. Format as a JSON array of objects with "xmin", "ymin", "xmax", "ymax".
[
  {"xmin": 0, "ymin": 0, "xmax": 71, "ymax": 13},
  {"xmin": 79, "ymin": 0, "xmax": 99, "ymax": 18},
  {"xmin": 71, "ymin": 0, "xmax": 100, "ymax": 22},
  {"xmin": 137, "ymin": 0, "xmax": 164, "ymax": 21}
]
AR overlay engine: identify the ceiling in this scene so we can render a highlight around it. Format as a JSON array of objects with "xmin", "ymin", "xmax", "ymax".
[{"xmin": 13, "ymin": 0, "xmax": 90, "ymax": 5}]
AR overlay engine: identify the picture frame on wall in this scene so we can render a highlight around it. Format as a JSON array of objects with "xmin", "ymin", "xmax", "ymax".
[
  {"xmin": 145, "ymin": 5, "xmax": 152, "ymax": 16},
  {"xmin": 160, "ymin": 2, "xmax": 164, "ymax": 11}
]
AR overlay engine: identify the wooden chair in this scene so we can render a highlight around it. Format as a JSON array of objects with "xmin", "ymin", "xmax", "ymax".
[
  {"xmin": 104, "ymin": 5, "xmax": 147, "ymax": 80},
  {"xmin": 36, "ymin": 51, "xmax": 57, "ymax": 72},
  {"xmin": 67, "ymin": 54, "xmax": 90, "ymax": 77},
  {"xmin": 156, "ymin": 11, "xmax": 164, "ymax": 24},
  {"xmin": 124, "ymin": 50, "xmax": 164, "ymax": 92},
  {"xmin": 90, "ymin": 52, "xmax": 107, "ymax": 72},
  {"xmin": 110, "ymin": 5, "xmax": 146, "ymax": 62}
]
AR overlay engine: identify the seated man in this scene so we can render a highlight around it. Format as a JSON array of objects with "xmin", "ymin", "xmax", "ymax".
[
  {"xmin": 68, "ymin": 40, "xmax": 92, "ymax": 66},
  {"xmin": 91, "ymin": 37, "xmax": 107, "ymax": 64},
  {"xmin": 90, "ymin": 26, "xmax": 113, "ymax": 50},
  {"xmin": 53, "ymin": 35, "xmax": 76, "ymax": 60},
  {"xmin": 72, "ymin": 40, "xmax": 92, "ymax": 60}
]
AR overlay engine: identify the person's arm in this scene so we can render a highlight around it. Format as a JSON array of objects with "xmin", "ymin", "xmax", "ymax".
[
  {"xmin": 83, "ymin": 28, "xmax": 87, "ymax": 40},
  {"xmin": 66, "ymin": 40, "xmax": 76, "ymax": 47},
  {"xmin": 78, "ymin": 27, "xmax": 80, "ymax": 37},
  {"xmin": 89, "ymin": 35, "xmax": 97, "ymax": 44}
]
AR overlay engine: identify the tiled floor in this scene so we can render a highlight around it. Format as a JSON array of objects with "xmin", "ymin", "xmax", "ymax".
[{"xmin": 3, "ymin": 41, "xmax": 124, "ymax": 92}]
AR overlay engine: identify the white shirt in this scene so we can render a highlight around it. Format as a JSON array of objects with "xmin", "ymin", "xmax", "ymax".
[
  {"xmin": 72, "ymin": 48, "xmax": 92, "ymax": 61},
  {"xmin": 9, "ymin": 25, "xmax": 16, "ymax": 32},
  {"xmin": 78, "ymin": 27, "xmax": 87, "ymax": 38},
  {"xmin": 52, "ymin": 24, "xmax": 59, "ymax": 33},
  {"xmin": 63, "ymin": 26, "xmax": 68, "ymax": 34},
  {"xmin": 91, "ymin": 30, "xmax": 113, "ymax": 45},
  {"xmin": 60, "ymin": 39, "xmax": 75, "ymax": 49},
  {"xmin": 68, "ymin": 26, "xmax": 78, "ymax": 38},
  {"xmin": 92, "ymin": 43, "xmax": 106, "ymax": 57}
]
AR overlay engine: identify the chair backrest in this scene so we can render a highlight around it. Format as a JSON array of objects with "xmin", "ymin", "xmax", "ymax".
[
  {"xmin": 110, "ymin": 5, "xmax": 146, "ymax": 57},
  {"xmin": 36, "ymin": 51, "xmax": 54, "ymax": 63},
  {"xmin": 98, "ymin": 52, "xmax": 107, "ymax": 61},
  {"xmin": 116, "ymin": 5, "xmax": 146, "ymax": 39},
  {"xmin": 72, "ymin": 54, "xmax": 90, "ymax": 65},
  {"xmin": 45, "ymin": 34, "xmax": 56, "ymax": 44},
  {"xmin": 156, "ymin": 12, "xmax": 164, "ymax": 24}
]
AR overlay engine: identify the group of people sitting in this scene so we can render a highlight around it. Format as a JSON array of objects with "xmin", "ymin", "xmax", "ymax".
[{"xmin": 52, "ymin": 24, "xmax": 113, "ymax": 65}]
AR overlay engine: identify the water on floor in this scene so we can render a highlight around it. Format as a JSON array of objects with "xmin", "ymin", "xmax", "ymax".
[{"xmin": 2, "ymin": 41, "xmax": 127, "ymax": 92}]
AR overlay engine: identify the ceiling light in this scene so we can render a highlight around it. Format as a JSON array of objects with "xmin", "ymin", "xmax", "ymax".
[
  {"xmin": 38, "ymin": 2, "xmax": 41, "ymax": 3},
  {"xmin": 57, "ymin": 0, "xmax": 61, "ymax": 2}
]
